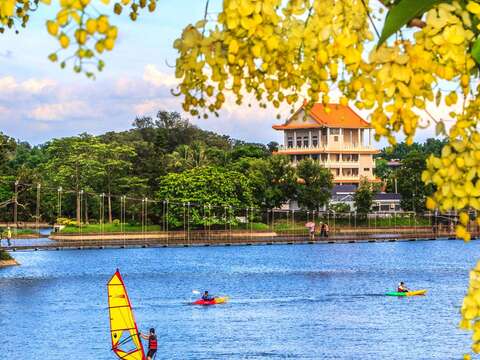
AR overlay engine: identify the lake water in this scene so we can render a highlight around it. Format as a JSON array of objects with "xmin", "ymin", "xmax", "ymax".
[{"xmin": 1, "ymin": 240, "xmax": 478, "ymax": 359}]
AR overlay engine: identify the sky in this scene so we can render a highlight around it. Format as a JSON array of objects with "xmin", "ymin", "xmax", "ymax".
[{"xmin": 0, "ymin": 1, "xmax": 445, "ymax": 147}]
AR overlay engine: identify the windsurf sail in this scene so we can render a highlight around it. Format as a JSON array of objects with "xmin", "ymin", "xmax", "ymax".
[{"xmin": 107, "ymin": 270, "xmax": 146, "ymax": 360}]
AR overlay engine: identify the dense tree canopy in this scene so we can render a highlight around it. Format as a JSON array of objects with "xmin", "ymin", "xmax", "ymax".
[
  {"xmin": 354, "ymin": 178, "xmax": 378, "ymax": 217},
  {"xmin": 296, "ymin": 159, "xmax": 333, "ymax": 210},
  {"xmin": 156, "ymin": 166, "xmax": 254, "ymax": 227}
]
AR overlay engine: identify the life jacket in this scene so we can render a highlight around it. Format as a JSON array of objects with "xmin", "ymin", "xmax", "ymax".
[{"xmin": 149, "ymin": 334, "xmax": 158, "ymax": 350}]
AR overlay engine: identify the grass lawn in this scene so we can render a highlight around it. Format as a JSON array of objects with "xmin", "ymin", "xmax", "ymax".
[
  {"xmin": 60, "ymin": 215, "xmax": 431, "ymax": 234},
  {"xmin": 60, "ymin": 224, "xmax": 163, "ymax": 233}
]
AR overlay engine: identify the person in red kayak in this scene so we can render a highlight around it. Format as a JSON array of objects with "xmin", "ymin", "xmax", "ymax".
[
  {"xmin": 140, "ymin": 328, "xmax": 157, "ymax": 360},
  {"xmin": 397, "ymin": 282, "xmax": 409, "ymax": 293},
  {"xmin": 202, "ymin": 290, "xmax": 214, "ymax": 301}
]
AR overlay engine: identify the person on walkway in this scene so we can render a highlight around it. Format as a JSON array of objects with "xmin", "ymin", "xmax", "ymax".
[
  {"xmin": 202, "ymin": 291, "xmax": 214, "ymax": 301},
  {"xmin": 309, "ymin": 223, "xmax": 315, "ymax": 241},
  {"xmin": 397, "ymin": 282, "xmax": 409, "ymax": 293},
  {"xmin": 324, "ymin": 223, "xmax": 329, "ymax": 237},
  {"xmin": 320, "ymin": 223, "xmax": 326, "ymax": 237},
  {"xmin": 140, "ymin": 328, "xmax": 157, "ymax": 360},
  {"xmin": 6, "ymin": 226, "xmax": 11, "ymax": 247}
]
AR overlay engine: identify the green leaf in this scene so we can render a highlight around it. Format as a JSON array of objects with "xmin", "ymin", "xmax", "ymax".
[
  {"xmin": 472, "ymin": 37, "xmax": 480, "ymax": 64},
  {"xmin": 377, "ymin": 0, "xmax": 442, "ymax": 47}
]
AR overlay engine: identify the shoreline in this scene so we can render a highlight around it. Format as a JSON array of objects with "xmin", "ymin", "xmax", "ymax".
[
  {"xmin": 4, "ymin": 233, "xmax": 461, "ymax": 252},
  {"xmin": 0, "ymin": 259, "xmax": 19, "ymax": 267}
]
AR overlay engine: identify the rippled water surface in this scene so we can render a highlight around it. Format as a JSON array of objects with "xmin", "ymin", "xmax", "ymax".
[{"xmin": 1, "ymin": 240, "xmax": 478, "ymax": 359}]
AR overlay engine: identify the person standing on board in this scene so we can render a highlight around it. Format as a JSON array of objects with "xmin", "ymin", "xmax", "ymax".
[{"xmin": 140, "ymin": 328, "xmax": 157, "ymax": 360}]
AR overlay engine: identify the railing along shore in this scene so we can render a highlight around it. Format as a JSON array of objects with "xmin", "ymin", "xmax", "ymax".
[{"xmin": 1, "ymin": 228, "xmax": 471, "ymax": 251}]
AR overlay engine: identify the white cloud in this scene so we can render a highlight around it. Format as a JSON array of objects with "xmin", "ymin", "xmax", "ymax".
[
  {"xmin": 30, "ymin": 101, "xmax": 90, "ymax": 122},
  {"xmin": 0, "ymin": 76, "xmax": 55, "ymax": 94},
  {"xmin": 143, "ymin": 64, "xmax": 179, "ymax": 88}
]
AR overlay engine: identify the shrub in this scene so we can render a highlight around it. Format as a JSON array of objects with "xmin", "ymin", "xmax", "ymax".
[{"xmin": 0, "ymin": 250, "xmax": 12, "ymax": 260}]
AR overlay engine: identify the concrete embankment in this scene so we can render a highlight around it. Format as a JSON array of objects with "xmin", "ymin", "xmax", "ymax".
[
  {"xmin": 32, "ymin": 229, "xmax": 460, "ymax": 251},
  {"xmin": 0, "ymin": 259, "xmax": 19, "ymax": 267}
]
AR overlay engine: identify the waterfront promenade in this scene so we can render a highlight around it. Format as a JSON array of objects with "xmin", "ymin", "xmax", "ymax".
[{"xmin": 1, "ymin": 226, "xmax": 465, "ymax": 251}]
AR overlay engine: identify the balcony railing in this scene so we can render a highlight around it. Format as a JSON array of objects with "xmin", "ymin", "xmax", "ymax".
[{"xmin": 278, "ymin": 144, "xmax": 377, "ymax": 152}]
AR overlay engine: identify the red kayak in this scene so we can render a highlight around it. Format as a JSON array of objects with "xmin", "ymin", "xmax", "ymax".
[{"xmin": 191, "ymin": 296, "xmax": 228, "ymax": 306}]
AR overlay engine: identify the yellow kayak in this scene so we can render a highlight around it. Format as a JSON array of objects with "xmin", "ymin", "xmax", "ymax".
[{"xmin": 386, "ymin": 289, "xmax": 427, "ymax": 297}]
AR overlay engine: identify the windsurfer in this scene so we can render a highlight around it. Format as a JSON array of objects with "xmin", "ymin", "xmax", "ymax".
[{"xmin": 140, "ymin": 328, "xmax": 157, "ymax": 360}]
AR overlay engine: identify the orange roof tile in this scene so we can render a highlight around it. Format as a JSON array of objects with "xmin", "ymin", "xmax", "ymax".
[{"xmin": 273, "ymin": 103, "xmax": 371, "ymax": 130}]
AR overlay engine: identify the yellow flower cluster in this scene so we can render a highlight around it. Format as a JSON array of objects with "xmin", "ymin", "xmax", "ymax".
[
  {"xmin": 349, "ymin": 42, "xmax": 437, "ymax": 145},
  {"xmin": 422, "ymin": 96, "xmax": 480, "ymax": 242},
  {"xmin": 459, "ymin": 261, "xmax": 480, "ymax": 355},
  {"xmin": 349, "ymin": 2, "xmax": 475, "ymax": 146},
  {"xmin": 43, "ymin": 0, "xmax": 157, "ymax": 75},
  {"xmin": 0, "ymin": 0, "xmax": 36, "ymax": 31},
  {"xmin": 112, "ymin": 0, "xmax": 156, "ymax": 20},
  {"xmin": 173, "ymin": 0, "xmax": 371, "ymax": 117},
  {"xmin": 0, "ymin": 0, "xmax": 158, "ymax": 75}
]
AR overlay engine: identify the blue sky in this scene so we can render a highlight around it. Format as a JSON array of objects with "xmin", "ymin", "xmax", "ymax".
[{"xmin": 0, "ymin": 1, "xmax": 441, "ymax": 147}]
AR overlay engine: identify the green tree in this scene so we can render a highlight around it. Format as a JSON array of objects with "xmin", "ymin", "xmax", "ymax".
[
  {"xmin": 247, "ymin": 155, "xmax": 297, "ymax": 209},
  {"xmin": 95, "ymin": 142, "xmax": 137, "ymax": 223},
  {"xmin": 330, "ymin": 202, "xmax": 351, "ymax": 213},
  {"xmin": 354, "ymin": 178, "xmax": 378, "ymax": 216},
  {"xmin": 230, "ymin": 143, "xmax": 269, "ymax": 162},
  {"xmin": 0, "ymin": 133, "xmax": 16, "ymax": 173},
  {"xmin": 296, "ymin": 159, "xmax": 333, "ymax": 210},
  {"xmin": 43, "ymin": 134, "xmax": 106, "ymax": 225},
  {"xmin": 156, "ymin": 166, "xmax": 253, "ymax": 228},
  {"xmin": 397, "ymin": 151, "xmax": 433, "ymax": 212}
]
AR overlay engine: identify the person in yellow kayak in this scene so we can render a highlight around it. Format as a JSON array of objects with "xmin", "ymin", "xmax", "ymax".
[
  {"xmin": 202, "ymin": 290, "xmax": 214, "ymax": 301},
  {"xmin": 397, "ymin": 282, "xmax": 410, "ymax": 293}
]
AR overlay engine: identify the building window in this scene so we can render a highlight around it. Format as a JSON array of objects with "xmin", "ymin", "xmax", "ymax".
[
  {"xmin": 320, "ymin": 154, "xmax": 328, "ymax": 162},
  {"xmin": 303, "ymin": 136, "xmax": 309, "ymax": 147},
  {"xmin": 312, "ymin": 154, "xmax": 319, "ymax": 161},
  {"xmin": 296, "ymin": 138, "xmax": 302, "ymax": 147},
  {"xmin": 287, "ymin": 137, "xmax": 293, "ymax": 148},
  {"xmin": 342, "ymin": 154, "xmax": 357, "ymax": 162},
  {"xmin": 312, "ymin": 136, "xmax": 318, "ymax": 147},
  {"xmin": 330, "ymin": 128, "xmax": 340, "ymax": 135},
  {"xmin": 330, "ymin": 154, "xmax": 340, "ymax": 162},
  {"xmin": 364, "ymin": 168, "xmax": 370, "ymax": 171},
  {"xmin": 342, "ymin": 168, "xmax": 359, "ymax": 176}
]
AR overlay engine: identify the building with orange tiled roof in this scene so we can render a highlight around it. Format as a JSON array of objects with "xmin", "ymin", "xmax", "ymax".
[{"xmin": 273, "ymin": 103, "xmax": 380, "ymax": 185}]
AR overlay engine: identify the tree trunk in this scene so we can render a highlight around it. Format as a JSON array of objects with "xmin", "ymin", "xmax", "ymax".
[
  {"xmin": 85, "ymin": 194, "xmax": 89, "ymax": 224},
  {"xmin": 76, "ymin": 192, "xmax": 81, "ymax": 226},
  {"xmin": 108, "ymin": 193, "xmax": 112, "ymax": 223}
]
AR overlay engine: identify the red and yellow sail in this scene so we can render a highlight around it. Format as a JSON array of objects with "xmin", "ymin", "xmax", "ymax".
[{"xmin": 107, "ymin": 270, "xmax": 146, "ymax": 360}]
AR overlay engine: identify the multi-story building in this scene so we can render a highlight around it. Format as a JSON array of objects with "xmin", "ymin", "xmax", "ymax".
[{"xmin": 273, "ymin": 103, "xmax": 380, "ymax": 185}]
